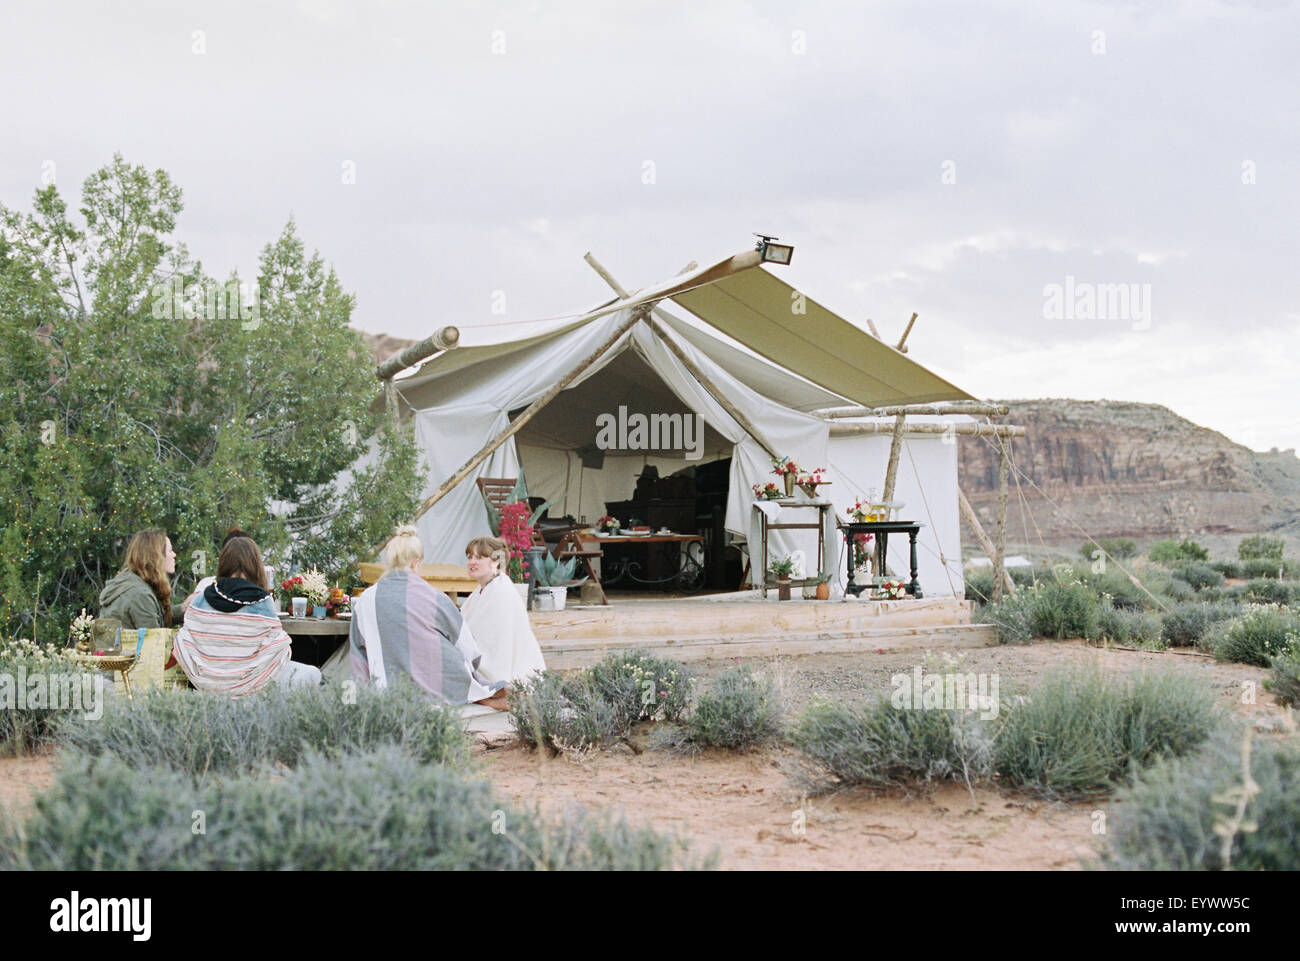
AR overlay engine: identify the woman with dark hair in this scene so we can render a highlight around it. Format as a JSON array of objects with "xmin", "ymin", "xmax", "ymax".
[
  {"xmin": 98, "ymin": 529, "xmax": 176, "ymax": 629},
  {"xmin": 173, "ymin": 536, "xmax": 320, "ymax": 695},
  {"xmin": 178, "ymin": 526, "xmax": 255, "ymax": 618}
]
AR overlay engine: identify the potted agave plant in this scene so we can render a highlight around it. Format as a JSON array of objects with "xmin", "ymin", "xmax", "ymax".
[{"xmin": 531, "ymin": 554, "xmax": 588, "ymax": 612}]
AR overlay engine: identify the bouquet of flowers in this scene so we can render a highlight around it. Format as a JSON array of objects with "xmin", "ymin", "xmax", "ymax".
[
  {"xmin": 880, "ymin": 579, "xmax": 908, "ymax": 600},
  {"xmin": 298, "ymin": 569, "xmax": 330, "ymax": 606},
  {"xmin": 771, "ymin": 456, "xmax": 800, "ymax": 477},
  {"xmin": 852, "ymin": 532, "xmax": 874, "ymax": 567},
  {"xmin": 751, "ymin": 481, "xmax": 782, "ymax": 500},
  {"xmin": 848, "ymin": 497, "xmax": 888, "ymax": 523},
  {"xmin": 596, "ymin": 514, "xmax": 621, "ymax": 533},
  {"xmin": 69, "ymin": 608, "xmax": 94, "ymax": 649},
  {"xmin": 499, "ymin": 500, "xmax": 535, "ymax": 583}
]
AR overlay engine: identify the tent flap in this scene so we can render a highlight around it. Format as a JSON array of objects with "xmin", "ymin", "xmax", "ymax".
[{"xmin": 671, "ymin": 267, "xmax": 975, "ymax": 409}]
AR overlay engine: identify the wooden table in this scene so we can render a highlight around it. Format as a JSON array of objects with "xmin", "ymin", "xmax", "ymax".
[
  {"xmin": 280, "ymin": 616, "xmax": 351, "ymax": 668},
  {"xmin": 840, "ymin": 521, "xmax": 925, "ymax": 598},
  {"xmin": 588, "ymin": 533, "xmax": 706, "ymax": 591}
]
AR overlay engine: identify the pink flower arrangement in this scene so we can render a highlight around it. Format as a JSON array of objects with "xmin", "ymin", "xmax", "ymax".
[{"xmin": 498, "ymin": 500, "xmax": 535, "ymax": 583}]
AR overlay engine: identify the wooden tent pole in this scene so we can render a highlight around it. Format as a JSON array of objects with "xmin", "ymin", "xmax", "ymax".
[
  {"xmin": 582, "ymin": 252, "xmax": 782, "ymax": 461},
  {"xmin": 992, "ymin": 437, "xmax": 1012, "ymax": 602},
  {"xmin": 381, "ymin": 306, "xmax": 647, "ymax": 553},
  {"xmin": 828, "ymin": 422, "xmax": 1026, "ymax": 438},
  {"xmin": 957, "ymin": 489, "xmax": 1015, "ymax": 597},
  {"xmin": 375, "ymin": 326, "xmax": 461, "ymax": 380},
  {"xmin": 881, "ymin": 414, "xmax": 907, "ymax": 502},
  {"xmin": 895, "ymin": 312, "xmax": 918, "ymax": 353},
  {"xmin": 820, "ymin": 403, "xmax": 1011, "ymax": 419}
]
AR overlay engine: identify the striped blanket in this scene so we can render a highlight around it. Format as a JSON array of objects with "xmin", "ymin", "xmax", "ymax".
[
  {"xmin": 172, "ymin": 580, "xmax": 290, "ymax": 696},
  {"xmin": 350, "ymin": 570, "xmax": 504, "ymax": 705}
]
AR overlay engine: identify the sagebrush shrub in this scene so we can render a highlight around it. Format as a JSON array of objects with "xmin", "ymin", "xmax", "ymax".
[
  {"xmin": 964, "ymin": 568, "xmax": 994, "ymax": 603},
  {"xmin": 788, "ymin": 698, "xmax": 992, "ymax": 793},
  {"xmin": 1091, "ymin": 604, "xmax": 1164, "ymax": 647},
  {"xmin": 509, "ymin": 671, "xmax": 626, "ymax": 752},
  {"xmin": 678, "ymin": 667, "xmax": 782, "ymax": 751},
  {"xmin": 1211, "ymin": 560, "xmax": 1244, "ymax": 580},
  {"xmin": 1241, "ymin": 558, "xmax": 1287, "ymax": 580},
  {"xmin": 1171, "ymin": 561, "xmax": 1223, "ymax": 591},
  {"xmin": 510, "ymin": 650, "xmax": 694, "ymax": 753},
  {"xmin": 1208, "ymin": 605, "xmax": 1300, "ymax": 666},
  {"xmin": 1160, "ymin": 602, "xmax": 1239, "ymax": 647},
  {"xmin": 0, "ymin": 748, "xmax": 712, "ymax": 870},
  {"xmin": 1243, "ymin": 578, "xmax": 1298, "ymax": 606},
  {"xmin": 58, "ymin": 677, "xmax": 471, "ymax": 775},
  {"xmin": 992, "ymin": 667, "xmax": 1218, "ymax": 799},
  {"xmin": 1101, "ymin": 729, "xmax": 1300, "ymax": 870},
  {"xmin": 0, "ymin": 639, "xmax": 101, "ymax": 756},
  {"xmin": 1264, "ymin": 634, "xmax": 1300, "ymax": 709},
  {"xmin": 586, "ymin": 649, "xmax": 692, "ymax": 726}
]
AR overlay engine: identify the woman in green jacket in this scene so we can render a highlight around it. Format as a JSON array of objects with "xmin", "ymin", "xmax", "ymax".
[{"xmin": 97, "ymin": 529, "xmax": 177, "ymax": 629}]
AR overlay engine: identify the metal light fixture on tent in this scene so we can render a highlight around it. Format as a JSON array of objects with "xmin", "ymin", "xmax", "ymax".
[{"xmin": 754, "ymin": 233, "xmax": 795, "ymax": 266}]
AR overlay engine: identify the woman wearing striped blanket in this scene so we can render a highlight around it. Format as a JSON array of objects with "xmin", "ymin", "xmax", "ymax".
[
  {"xmin": 350, "ymin": 525, "xmax": 509, "ymax": 711},
  {"xmin": 173, "ymin": 537, "xmax": 321, "ymax": 695}
]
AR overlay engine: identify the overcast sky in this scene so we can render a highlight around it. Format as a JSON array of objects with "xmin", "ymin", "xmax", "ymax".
[{"xmin": 3, "ymin": 0, "xmax": 1297, "ymax": 451}]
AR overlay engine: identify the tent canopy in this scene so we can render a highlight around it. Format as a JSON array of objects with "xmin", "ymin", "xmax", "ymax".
[{"xmin": 670, "ymin": 267, "xmax": 974, "ymax": 408}]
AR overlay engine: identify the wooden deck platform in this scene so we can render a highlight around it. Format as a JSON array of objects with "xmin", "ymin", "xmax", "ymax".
[{"xmin": 529, "ymin": 594, "xmax": 994, "ymax": 669}]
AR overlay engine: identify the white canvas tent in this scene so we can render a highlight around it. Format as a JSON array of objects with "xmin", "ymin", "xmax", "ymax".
[{"xmin": 381, "ymin": 248, "xmax": 976, "ymax": 593}]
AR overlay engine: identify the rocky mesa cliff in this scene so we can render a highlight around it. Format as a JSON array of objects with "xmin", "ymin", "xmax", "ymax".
[{"xmin": 959, "ymin": 399, "xmax": 1300, "ymax": 544}]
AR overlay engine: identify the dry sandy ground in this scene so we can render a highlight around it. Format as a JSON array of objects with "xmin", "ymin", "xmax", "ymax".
[
  {"xmin": 480, "ymin": 639, "xmax": 1293, "ymax": 870},
  {"xmin": 1, "ymin": 639, "xmax": 1292, "ymax": 870}
]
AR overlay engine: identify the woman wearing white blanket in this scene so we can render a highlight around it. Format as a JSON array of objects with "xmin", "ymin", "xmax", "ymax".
[{"xmin": 459, "ymin": 536, "xmax": 547, "ymax": 684}]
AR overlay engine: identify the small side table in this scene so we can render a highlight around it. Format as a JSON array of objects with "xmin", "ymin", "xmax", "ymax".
[
  {"xmin": 70, "ymin": 651, "xmax": 138, "ymax": 699},
  {"xmin": 751, "ymin": 499, "xmax": 835, "ymax": 598},
  {"xmin": 840, "ymin": 521, "xmax": 925, "ymax": 598}
]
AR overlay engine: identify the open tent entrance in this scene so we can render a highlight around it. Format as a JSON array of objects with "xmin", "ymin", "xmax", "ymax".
[{"xmin": 511, "ymin": 345, "xmax": 742, "ymax": 592}]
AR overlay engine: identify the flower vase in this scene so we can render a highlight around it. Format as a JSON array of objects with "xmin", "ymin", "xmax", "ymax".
[
  {"xmin": 783, "ymin": 473, "xmax": 795, "ymax": 497},
  {"xmin": 816, "ymin": 580, "xmax": 830, "ymax": 601},
  {"xmin": 777, "ymin": 577, "xmax": 791, "ymax": 601},
  {"xmin": 313, "ymin": 605, "xmax": 326, "ymax": 618}
]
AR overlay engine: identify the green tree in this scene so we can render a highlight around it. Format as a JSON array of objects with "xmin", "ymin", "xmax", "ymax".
[
  {"xmin": 1238, "ymin": 535, "xmax": 1285, "ymax": 563},
  {"xmin": 0, "ymin": 155, "xmax": 419, "ymax": 642},
  {"xmin": 1148, "ymin": 538, "xmax": 1210, "ymax": 566}
]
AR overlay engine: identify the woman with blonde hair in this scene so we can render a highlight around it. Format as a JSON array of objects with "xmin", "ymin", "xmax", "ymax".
[
  {"xmin": 98, "ymin": 529, "xmax": 176, "ymax": 629},
  {"xmin": 349, "ymin": 525, "xmax": 508, "ymax": 710},
  {"xmin": 173, "ymin": 536, "xmax": 320, "ymax": 695},
  {"xmin": 459, "ymin": 535, "xmax": 546, "ymax": 683}
]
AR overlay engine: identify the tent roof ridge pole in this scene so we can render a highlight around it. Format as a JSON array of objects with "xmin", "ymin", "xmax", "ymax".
[
  {"xmin": 369, "ymin": 305, "xmax": 648, "ymax": 559},
  {"xmin": 583, "ymin": 251, "xmax": 782, "ymax": 461}
]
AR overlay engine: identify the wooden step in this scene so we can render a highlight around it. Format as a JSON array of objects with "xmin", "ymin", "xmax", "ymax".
[
  {"xmin": 530, "ymin": 598, "xmax": 974, "ymax": 642},
  {"xmin": 539, "ymin": 623, "xmax": 998, "ymax": 669}
]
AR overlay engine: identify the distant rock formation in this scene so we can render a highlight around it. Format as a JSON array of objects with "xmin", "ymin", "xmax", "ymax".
[
  {"xmin": 959, "ymin": 399, "xmax": 1300, "ymax": 543},
  {"xmin": 354, "ymin": 329, "xmax": 415, "ymax": 368}
]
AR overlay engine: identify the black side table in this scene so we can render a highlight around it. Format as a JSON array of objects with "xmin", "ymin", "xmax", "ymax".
[{"xmin": 840, "ymin": 521, "xmax": 925, "ymax": 598}]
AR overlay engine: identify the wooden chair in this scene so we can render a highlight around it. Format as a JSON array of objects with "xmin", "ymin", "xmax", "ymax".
[
  {"xmin": 476, "ymin": 477, "xmax": 519, "ymax": 513},
  {"xmin": 477, "ymin": 476, "xmax": 551, "ymax": 552},
  {"xmin": 557, "ymin": 531, "xmax": 608, "ymax": 605}
]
